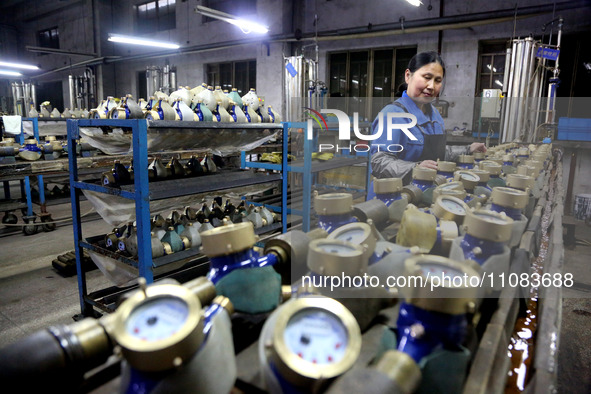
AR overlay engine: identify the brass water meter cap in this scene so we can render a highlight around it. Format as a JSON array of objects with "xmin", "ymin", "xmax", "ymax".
[
  {"xmin": 374, "ymin": 178, "xmax": 403, "ymax": 194},
  {"xmin": 432, "ymin": 195, "xmax": 469, "ymax": 224},
  {"xmin": 328, "ymin": 222, "xmax": 377, "ymax": 263},
  {"xmin": 470, "ymin": 169, "xmax": 490, "ymax": 183},
  {"xmin": 458, "ymin": 154, "xmax": 475, "ymax": 164},
  {"xmin": 479, "ymin": 161, "xmax": 502, "ymax": 176},
  {"xmin": 506, "ymin": 174, "xmax": 535, "ymax": 192},
  {"xmin": 200, "ymin": 222, "xmax": 256, "ymax": 257},
  {"xmin": 517, "ymin": 148, "xmax": 529, "ymax": 157},
  {"xmin": 412, "ymin": 167, "xmax": 437, "ymax": 182},
  {"xmin": 453, "ymin": 170, "xmax": 480, "ymax": 191},
  {"xmin": 314, "ymin": 193, "xmax": 353, "ymax": 215},
  {"xmin": 24, "ymin": 138, "xmax": 38, "ymax": 145},
  {"xmin": 432, "ymin": 182, "xmax": 467, "ymax": 202},
  {"xmin": 400, "ymin": 255, "xmax": 481, "ymax": 315},
  {"xmin": 490, "ymin": 187, "xmax": 529, "ymax": 210},
  {"xmin": 473, "ymin": 152, "xmax": 485, "ymax": 160},
  {"xmin": 307, "ymin": 239, "xmax": 366, "ymax": 277},
  {"xmin": 517, "ymin": 165, "xmax": 536, "ymax": 177},
  {"xmin": 502, "ymin": 154, "xmax": 514, "ymax": 162},
  {"xmin": 488, "ymin": 157, "xmax": 504, "ymax": 166},
  {"xmin": 463, "ymin": 209, "xmax": 513, "ymax": 242},
  {"xmin": 525, "ymin": 159, "xmax": 543, "ymax": 172},
  {"xmin": 45, "ymin": 136, "xmax": 57, "ymax": 142},
  {"xmin": 437, "ymin": 161, "xmax": 457, "ymax": 172}
]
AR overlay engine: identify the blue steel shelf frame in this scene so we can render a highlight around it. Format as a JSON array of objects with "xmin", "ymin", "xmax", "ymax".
[
  {"xmin": 241, "ymin": 121, "xmax": 371, "ymax": 232},
  {"xmin": 0, "ymin": 118, "xmax": 46, "ymax": 220},
  {"xmin": 69, "ymin": 119, "xmax": 288, "ymax": 317},
  {"xmin": 69, "ymin": 119, "xmax": 152, "ymax": 317}
]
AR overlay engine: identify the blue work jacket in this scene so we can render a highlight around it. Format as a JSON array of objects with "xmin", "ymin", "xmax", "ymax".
[{"xmin": 370, "ymin": 91, "xmax": 445, "ymax": 160}]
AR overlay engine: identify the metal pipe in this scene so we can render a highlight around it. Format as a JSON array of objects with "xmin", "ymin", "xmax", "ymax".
[
  {"xmin": 499, "ymin": 45, "xmax": 512, "ymax": 144},
  {"xmin": 68, "ymin": 75, "xmax": 76, "ymax": 110}
]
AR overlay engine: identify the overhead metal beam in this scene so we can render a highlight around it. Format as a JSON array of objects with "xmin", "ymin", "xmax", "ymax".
[{"xmin": 26, "ymin": 46, "xmax": 97, "ymax": 57}]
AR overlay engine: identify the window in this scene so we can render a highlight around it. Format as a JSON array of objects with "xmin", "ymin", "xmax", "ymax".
[
  {"xmin": 136, "ymin": 0, "xmax": 176, "ymax": 34},
  {"xmin": 201, "ymin": 0, "xmax": 257, "ymax": 23},
  {"xmin": 328, "ymin": 47, "xmax": 416, "ymax": 119},
  {"xmin": 37, "ymin": 27, "xmax": 59, "ymax": 49},
  {"xmin": 206, "ymin": 60, "xmax": 256, "ymax": 96},
  {"xmin": 476, "ymin": 42, "xmax": 507, "ymax": 93}
]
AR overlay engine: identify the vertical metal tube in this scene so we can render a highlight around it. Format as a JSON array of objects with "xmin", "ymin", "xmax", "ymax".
[
  {"xmin": 69, "ymin": 75, "xmax": 76, "ymax": 110},
  {"xmin": 499, "ymin": 45, "xmax": 512, "ymax": 143},
  {"xmin": 170, "ymin": 67, "xmax": 177, "ymax": 91},
  {"xmin": 515, "ymin": 38, "xmax": 532, "ymax": 141},
  {"xmin": 31, "ymin": 83, "xmax": 37, "ymax": 110}
]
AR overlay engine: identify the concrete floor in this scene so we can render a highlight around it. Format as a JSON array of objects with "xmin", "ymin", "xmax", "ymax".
[{"xmin": 0, "ymin": 200, "xmax": 590, "ymax": 392}]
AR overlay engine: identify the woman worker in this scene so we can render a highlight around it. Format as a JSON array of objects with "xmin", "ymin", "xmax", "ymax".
[{"xmin": 368, "ymin": 51, "xmax": 486, "ymax": 198}]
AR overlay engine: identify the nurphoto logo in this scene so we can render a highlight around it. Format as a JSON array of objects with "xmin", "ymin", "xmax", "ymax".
[{"xmin": 304, "ymin": 108, "xmax": 418, "ymax": 153}]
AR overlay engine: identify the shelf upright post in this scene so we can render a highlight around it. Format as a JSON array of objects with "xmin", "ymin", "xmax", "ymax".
[
  {"xmin": 302, "ymin": 122, "xmax": 312, "ymax": 232},
  {"xmin": 31, "ymin": 118, "xmax": 46, "ymax": 207},
  {"xmin": 133, "ymin": 119, "xmax": 154, "ymax": 283},
  {"xmin": 281, "ymin": 122, "xmax": 288, "ymax": 232},
  {"xmin": 68, "ymin": 119, "xmax": 91, "ymax": 316},
  {"xmin": 19, "ymin": 119, "xmax": 34, "ymax": 217}
]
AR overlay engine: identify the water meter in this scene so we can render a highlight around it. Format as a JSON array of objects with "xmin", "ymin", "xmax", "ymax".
[
  {"xmin": 405, "ymin": 167, "xmax": 437, "ymax": 205},
  {"xmin": 437, "ymin": 160, "xmax": 457, "ymax": 181},
  {"xmin": 314, "ymin": 193, "xmax": 357, "ymax": 233},
  {"xmin": 457, "ymin": 154, "xmax": 475, "ymax": 170},
  {"xmin": 396, "ymin": 255, "xmax": 480, "ymax": 363},
  {"xmin": 489, "ymin": 187, "xmax": 529, "ymax": 248}
]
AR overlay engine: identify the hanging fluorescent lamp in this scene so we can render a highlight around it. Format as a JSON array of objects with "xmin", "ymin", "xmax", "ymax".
[
  {"xmin": 405, "ymin": 0, "xmax": 422, "ymax": 6},
  {"xmin": 0, "ymin": 70, "xmax": 23, "ymax": 76},
  {"xmin": 195, "ymin": 6, "xmax": 268, "ymax": 34},
  {"xmin": 0, "ymin": 61, "xmax": 39, "ymax": 70},
  {"xmin": 108, "ymin": 34, "xmax": 180, "ymax": 49}
]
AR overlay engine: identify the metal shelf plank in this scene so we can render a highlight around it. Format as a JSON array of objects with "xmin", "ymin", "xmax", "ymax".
[{"xmin": 119, "ymin": 171, "xmax": 282, "ymax": 200}]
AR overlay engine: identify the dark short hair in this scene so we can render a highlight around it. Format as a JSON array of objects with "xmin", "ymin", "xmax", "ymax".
[{"xmin": 408, "ymin": 51, "xmax": 446, "ymax": 76}]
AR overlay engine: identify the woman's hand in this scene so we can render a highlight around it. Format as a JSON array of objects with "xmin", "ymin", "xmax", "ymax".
[
  {"xmin": 418, "ymin": 160, "xmax": 438, "ymax": 170},
  {"xmin": 469, "ymin": 142, "xmax": 487, "ymax": 153}
]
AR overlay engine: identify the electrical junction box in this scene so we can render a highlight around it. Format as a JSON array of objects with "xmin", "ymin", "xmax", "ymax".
[{"xmin": 480, "ymin": 89, "xmax": 502, "ymax": 118}]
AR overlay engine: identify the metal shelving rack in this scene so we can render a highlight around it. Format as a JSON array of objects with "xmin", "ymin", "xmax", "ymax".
[
  {"xmin": 68, "ymin": 119, "xmax": 287, "ymax": 317},
  {"xmin": 0, "ymin": 117, "xmax": 52, "ymax": 233},
  {"xmin": 241, "ymin": 121, "xmax": 371, "ymax": 231}
]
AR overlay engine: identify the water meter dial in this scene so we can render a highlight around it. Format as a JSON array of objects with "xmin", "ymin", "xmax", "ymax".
[
  {"xmin": 269, "ymin": 297, "xmax": 361, "ymax": 387},
  {"xmin": 432, "ymin": 195, "xmax": 469, "ymax": 224},
  {"xmin": 463, "ymin": 210, "xmax": 513, "ymax": 243},
  {"xmin": 307, "ymin": 239, "xmax": 365, "ymax": 277},
  {"xmin": 401, "ymin": 255, "xmax": 481, "ymax": 315},
  {"xmin": 111, "ymin": 283, "xmax": 205, "ymax": 371}
]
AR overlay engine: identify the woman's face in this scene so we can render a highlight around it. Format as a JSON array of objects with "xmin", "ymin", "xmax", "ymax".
[{"xmin": 405, "ymin": 62, "xmax": 444, "ymax": 104}]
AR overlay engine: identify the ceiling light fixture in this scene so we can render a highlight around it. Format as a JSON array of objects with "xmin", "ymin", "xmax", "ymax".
[
  {"xmin": 0, "ymin": 61, "xmax": 39, "ymax": 70},
  {"xmin": 195, "ymin": 5, "xmax": 268, "ymax": 34},
  {"xmin": 108, "ymin": 34, "xmax": 180, "ymax": 49},
  {"xmin": 0, "ymin": 70, "xmax": 23, "ymax": 76},
  {"xmin": 405, "ymin": 0, "xmax": 422, "ymax": 6}
]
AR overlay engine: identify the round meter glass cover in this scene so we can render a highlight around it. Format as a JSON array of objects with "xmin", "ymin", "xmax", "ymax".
[
  {"xmin": 317, "ymin": 242, "xmax": 357, "ymax": 255},
  {"xmin": 459, "ymin": 172, "xmax": 479, "ymax": 181},
  {"xmin": 283, "ymin": 309, "xmax": 348, "ymax": 365},
  {"xmin": 475, "ymin": 212, "xmax": 509, "ymax": 225},
  {"xmin": 333, "ymin": 227, "xmax": 368, "ymax": 245},
  {"xmin": 440, "ymin": 198, "xmax": 467, "ymax": 215},
  {"xmin": 419, "ymin": 262, "xmax": 465, "ymax": 281},
  {"xmin": 126, "ymin": 297, "xmax": 189, "ymax": 342}
]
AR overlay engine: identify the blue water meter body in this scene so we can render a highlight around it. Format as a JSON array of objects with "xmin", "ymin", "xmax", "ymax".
[
  {"xmin": 317, "ymin": 214, "xmax": 357, "ymax": 234},
  {"xmin": 490, "ymin": 203, "xmax": 522, "ymax": 221},
  {"xmin": 375, "ymin": 192, "xmax": 402, "ymax": 207},
  {"xmin": 207, "ymin": 248, "xmax": 278, "ymax": 284},
  {"xmin": 396, "ymin": 302, "xmax": 467, "ymax": 364},
  {"xmin": 410, "ymin": 179, "xmax": 434, "ymax": 193},
  {"xmin": 458, "ymin": 233, "xmax": 505, "ymax": 266}
]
